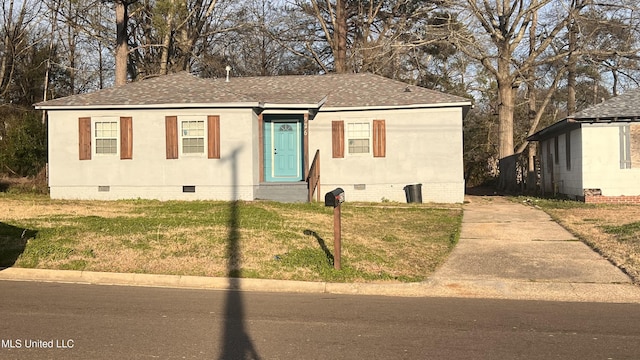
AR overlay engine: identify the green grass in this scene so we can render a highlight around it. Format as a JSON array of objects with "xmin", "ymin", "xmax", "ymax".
[
  {"xmin": 0, "ymin": 194, "xmax": 463, "ymax": 283},
  {"xmin": 517, "ymin": 196, "xmax": 597, "ymax": 210},
  {"xmin": 601, "ymin": 222, "xmax": 640, "ymax": 242}
]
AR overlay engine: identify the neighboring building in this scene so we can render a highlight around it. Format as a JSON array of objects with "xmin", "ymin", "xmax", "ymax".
[
  {"xmin": 36, "ymin": 72, "xmax": 471, "ymax": 203},
  {"xmin": 528, "ymin": 89, "xmax": 640, "ymax": 203}
]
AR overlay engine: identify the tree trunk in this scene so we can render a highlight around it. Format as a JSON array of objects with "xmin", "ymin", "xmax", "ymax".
[
  {"xmin": 567, "ymin": 1, "xmax": 578, "ymax": 115},
  {"xmin": 497, "ymin": 44, "xmax": 515, "ymax": 159},
  {"xmin": 0, "ymin": 0, "xmax": 15, "ymax": 100},
  {"xmin": 115, "ymin": 0, "xmax": 129, "ymax": 86},
  {"xmin": 159, "ymin": 0, "xmax": 175, "ymax": 75},
  {"xmin": 334, "ymin": 0, "xmax": 348, "ymax": 73},
  {"xmin": 68, "ymin": 1, "xmax": 77, "ymax": 94},
  {"xmin": 526, "ymin": 10, "xmax": 538, "ymax": 192}
]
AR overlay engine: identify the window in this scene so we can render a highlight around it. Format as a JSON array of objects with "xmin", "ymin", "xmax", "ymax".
[
  {"xmin": 331, "ymin": 120, "xmax": 386, "ymax": 158},
  {"xmin": 553, "ymin": 136, "xmax": 559, "ymax": 164},
  {"xmin": 181, "ymin": 120, "xmax": 205, "ymax": 154},
  {"xmin": 95, "ymin": 121, "xmax": 118, "ymax": 154},
  {"xmin": 545, "ymin": 140, "xmax": 553, "ymax": 172},
  {"xmin": 347, "ymin": 122, "xmax": 370, "ymax": 154},
  {"xmin": 165, "ymin": 115, "xmax": 220, "ymax": 159},
  {"xmin": 79, "ymin": 117, "xmax": 133, "ymax": 160},
  {"xmin": 620, "ymin": 125, "xmax": 632, "ymax": 169},
  {"xmin": 565, "ymin": 131, "xmax": 571, "ymax": 171}
]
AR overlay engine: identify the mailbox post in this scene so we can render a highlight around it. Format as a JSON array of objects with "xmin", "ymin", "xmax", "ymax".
[{"xmin": 324, "ymin": 188, "xmax": 345, "ymax": 270}]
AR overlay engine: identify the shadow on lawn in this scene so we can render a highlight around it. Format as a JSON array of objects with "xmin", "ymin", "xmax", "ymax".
[
  {"xmin": 0, "ymin": 222, "xmax": 36, "ymax": 268},
  {"xmin": 0, "ymin": 179, "xmax": 9, "ymax": 192},
  {"xmin": 218, "ymin": 146, "xmax": 261, "ymax": 360},
  {"xmin": 303, "ymin": 229, "xmax": 334, "ymax": 266}
]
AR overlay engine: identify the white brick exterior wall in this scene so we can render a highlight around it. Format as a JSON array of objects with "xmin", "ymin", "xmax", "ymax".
[
  {"xmin": 49, "ymin": 185, "xmax": 256, "ymax": 201},
  {"xmin": 318, "ymin": 181, "xmax": 464, "ymax": 203}
]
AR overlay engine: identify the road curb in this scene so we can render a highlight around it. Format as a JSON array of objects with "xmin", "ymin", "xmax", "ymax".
[
  {"xmin": 2, "ymin": 267, "xmax": 640, "ymax": 303},
  {"xmin": 0, "ymin": 267, "xmax": 327, "ymax": 294}
]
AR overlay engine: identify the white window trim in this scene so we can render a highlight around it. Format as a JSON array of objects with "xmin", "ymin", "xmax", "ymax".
[
  {"xmin": 346, "ymin": 121, "xmax": 372, "ymax": 156},
  {"xmin": 92, "ymin": 118, "xmax": 119, "ymax": 156},
  {"xmin": 179, "ymin": 116, "xmax": 208, "ymax": 157}
]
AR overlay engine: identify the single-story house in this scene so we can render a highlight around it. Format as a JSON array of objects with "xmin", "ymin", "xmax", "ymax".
[
  {"xmin": 528, "ymin": 88, "xmax": 640, "ymax": 203},
  {"xmin": 35, "ymin": 72, "xmax": 471, "ymax": 203}
]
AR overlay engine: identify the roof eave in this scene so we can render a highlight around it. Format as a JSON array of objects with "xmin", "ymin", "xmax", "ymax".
[
  {"xmin": 321, "ymin": 101, "xmax": 472, "ymax": 112},
  {"xmin": 569, "ymin": 115, "xmax": 640, "ymax": 122},
  {"xmin": 528, "ymin": 119, "xmax": 579, "ymax": 141},
  {"xmin": 261, "ymin": 103, "xmax": 321, "ymax": 109},
  {"xmin": 35, "ymin": 102, "xmax": 262, "ymax": 111},
  {"xmin": 528, "ymin": 116, "xmax": 640, "ymax": 141}
]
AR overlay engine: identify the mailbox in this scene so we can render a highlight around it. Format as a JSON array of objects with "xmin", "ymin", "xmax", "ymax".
[{"xmin": 324, "ymin": 188, "xmax": 345, "ymax": 207}]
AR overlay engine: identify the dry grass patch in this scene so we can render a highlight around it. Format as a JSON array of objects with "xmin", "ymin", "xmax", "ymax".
[
  {"xmin": 0, "ymin": 194, "xmax": 462, "ymax": 283},
  {"xmin": 525, "ymin": 198, "xmax": 640, "ymax": 283}
]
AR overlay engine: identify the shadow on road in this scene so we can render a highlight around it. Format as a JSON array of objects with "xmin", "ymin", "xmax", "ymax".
[
  {"xmin": 218, "ymin": 147, "xmax": 261, "ymax": 360},
  {"xmin": 0, "ymin": 222, "xmax": 36, "ymax": 268}
]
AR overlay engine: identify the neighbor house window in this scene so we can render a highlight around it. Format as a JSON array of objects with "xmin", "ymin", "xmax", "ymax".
[
  {"xmin": 181, "ymin": 120, "xmax": 205, "ymax": 154},
  {"xmin": 347, "ymin": 122, "xmax": 370, "ymax": 154},
  {"xmin": 620, "ymin": 125, "xmax": 632, "ymax": 169},
  {"xmin": 95, "ymin": 121, "xmax": 118, "ymax": 154},
  {"xmin": 565, "ymin": 131, "xmax": 571, "ymax": 171}
]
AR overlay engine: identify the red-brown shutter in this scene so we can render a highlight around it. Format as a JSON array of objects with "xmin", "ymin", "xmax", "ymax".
[
  {"xmin": 373, "ymin": 119, "xmax": 386, "ymax": 158},
  {"xmin": 165, "ymin": 116, "xmax": 178, "ymax": 159},
  {"xmin": 120, "ymin": 117, "xmax": 133, "ymax": 159},
  {"xmin": 332, "ymin": 120, "xmax": 344, "ymax": 158},
  {"xmin": 208, "ymin": 115, "xmax": 220, "ymax": 159},
  {"xmin": 79, "ymin": 117, "xmax": 91, "ymax": 160}
]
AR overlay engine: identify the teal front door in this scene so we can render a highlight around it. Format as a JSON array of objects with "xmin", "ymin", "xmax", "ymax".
[{"xmin": 265, "ymin": 120, "xmax": 302, "ymax": 182}]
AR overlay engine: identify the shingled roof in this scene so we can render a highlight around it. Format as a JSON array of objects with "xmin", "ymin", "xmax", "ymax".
[
  {"xmin": 528, "ymin": 88, "xmax": 640, "ymax": 141},
  {"xmin": 570, "ymin": 88, "xmax": 640, "ymax": 120},
  {"xmin": 35, "ymin": 71, "xmax": 470, "ymax": 110}
]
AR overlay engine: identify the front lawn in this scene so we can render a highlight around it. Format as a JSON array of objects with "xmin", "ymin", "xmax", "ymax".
[{"xmin": 0, "ymin": 194, "xmax": 462, "ymax": 283}]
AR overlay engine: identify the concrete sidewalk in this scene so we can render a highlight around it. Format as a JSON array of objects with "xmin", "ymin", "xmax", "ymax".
[
  {"xmin": 2, "ymin": 195, "xmax": 640, "ymax": 302},
  {"xmin": 425, "ymin": 195, "xmax": 640, "ymax": 302}
]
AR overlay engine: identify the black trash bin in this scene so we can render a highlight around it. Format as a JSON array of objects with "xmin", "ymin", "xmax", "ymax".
[{"xmin": 403, "ymin": 184, "xmax": 422, "ymax": 203}]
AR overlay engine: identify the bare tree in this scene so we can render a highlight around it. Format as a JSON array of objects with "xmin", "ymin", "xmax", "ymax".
[
  {"xmin": 292, "ymin": 0, "xmax": 348, "ymax": 73},
  {"xmin": 115, "ymin": 0, "xmax": 137, "ymax": 85},
  {"xmin": 0, "ymin": 0, "xmax": 42, "ymax": 102},
  {"xmin": 443, "ymin": 0, "xmax": 640, "ymax": 162},
  {"xmin": 286, "ymin": 1, "xmax": 446, "ymax": 75}
]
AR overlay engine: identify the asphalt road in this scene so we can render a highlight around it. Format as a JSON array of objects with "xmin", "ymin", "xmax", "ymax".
[{"xmin": 1, "ymin": 280, "xmax": 639, "ymax": 359}]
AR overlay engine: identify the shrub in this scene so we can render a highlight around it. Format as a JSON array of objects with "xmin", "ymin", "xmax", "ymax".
[{"xmin": 0, "ymin": 108, "xmax": 46, "ymax": 177}]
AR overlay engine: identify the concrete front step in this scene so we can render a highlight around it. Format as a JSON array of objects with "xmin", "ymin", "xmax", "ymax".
[{"xmin": 255, "ymin": 182, "xmax": 308, "ymax": 202}]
